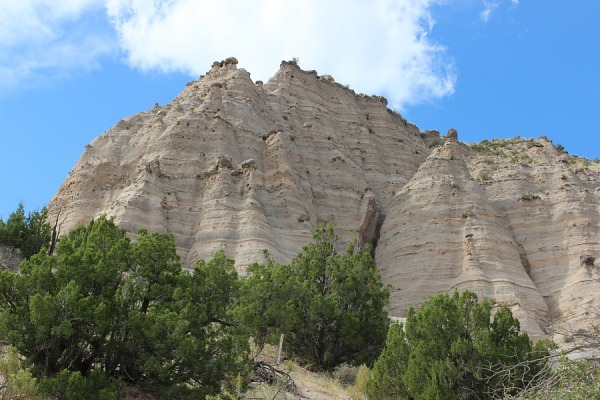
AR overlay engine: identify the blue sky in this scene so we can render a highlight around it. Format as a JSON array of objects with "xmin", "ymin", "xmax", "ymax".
[{"xmin": 1, "ymin": 0, "xmax": 599, "ymax": 219}]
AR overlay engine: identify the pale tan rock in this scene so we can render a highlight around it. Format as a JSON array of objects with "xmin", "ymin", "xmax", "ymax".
[
  {"xmin": 47, "ymin": 60, "xmax": 600, "ymax": 338},
  {"xmin": 376, "ymin": 131, "xmax": 551, "ymax": 339},
  {"xmin": 48, "ymin": 59, "xmax": 427, "ymax": 270},
  {"xmin": 469, "ymin": 142, "xmax": 600, "ymax": 338}
]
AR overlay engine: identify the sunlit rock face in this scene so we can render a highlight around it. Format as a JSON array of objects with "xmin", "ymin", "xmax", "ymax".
[
  {"xmin": 48, "ymin": 59, "xmax": 600, "ymax": 339},
  {"xmin": 376, "ymin": 134, "xmax": 551, "ymax": 337},
  {"xmin": 48, "ymin": 59, "xmax": 427, "ymax": 268}
]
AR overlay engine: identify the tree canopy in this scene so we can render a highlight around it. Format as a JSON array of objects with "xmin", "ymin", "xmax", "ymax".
[
  {"xmin": 0, "ymin": 216, "xmax": 249, "ymax": 399},
  {"xmin": 367, "ymin": 290, "xmax": 551, "ymax": 400},
  {"xmin": 1, "ymin": 214, "xmax": 559, "ymax": 399},
  {"xmin": 0, "ymin": 202, "xmax": 52, "ymax": 259},
  {"xmin": 237, "ymin": 224, "xmax": 390, "ymax": 371}
]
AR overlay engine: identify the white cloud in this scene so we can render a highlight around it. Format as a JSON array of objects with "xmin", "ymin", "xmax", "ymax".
[
  {"xmin": 106, "ymin": 0, "xmax": 455, "ymax": 109},
  {"xmin": 0, "ymin": 0, "xmax": 114, "ymax": 91},
  {"xmin": 1, "ymin": 0, "xmax": 456, "ymax": 108},
  {"xmin": 480, "ymin": 0, "xmax": 500, "ymax": 22}
]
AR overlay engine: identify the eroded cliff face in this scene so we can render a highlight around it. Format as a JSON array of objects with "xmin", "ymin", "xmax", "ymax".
[
  {"xmin": 468, "ymin": 138, "xmax": 600, "ymax": 336},
  {"xmin": 48, "ymin": 59, "xmax": 600, "ymax": 338},
  {"xmin": 48, "ymin": 59, "xmax": 428, "ymax": 269},
  {"xmin": 377, "ymin": 133, "xmax": 600, "ymax": 338}
]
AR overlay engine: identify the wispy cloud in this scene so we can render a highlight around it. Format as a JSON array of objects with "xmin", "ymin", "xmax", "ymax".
[
  {"xmin": 0, "ymin": 0, "xmax": 114, "ymax": 92},
  {"xmin": 480, "ymin": 0, "xmax": 500, "ymax": 22},
  {"xmin": 106, "ymin": 0, "xmax": 455, "ymax": 109},
  {"xmin": 480, "ymin": 0, "xmax": 520, "ymax": 22}
]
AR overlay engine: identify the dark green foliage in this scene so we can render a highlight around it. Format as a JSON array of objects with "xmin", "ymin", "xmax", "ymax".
[
  {"xmin": 238, "ymin": 224, "xmax": 389, "ymax": 371},
  {"xmin": 0, "ymin": 216, "xmax": 250, "ymax": 399},
  {"xmin": 367, "ymin": 290, "xmax": 550, "ymax": 400},
  {"xmin": 236, "ymin": 252, "xmax": 297, "ymax": 357},
  {"xmin": 0, "ymin": 203, "xmax": 25, "ymax": 249},
  {"xmin": 367, "ymin": 323, "xmax": 410, "ymax": 399},
  {"xmin": 0, "ymin": 202, "xmax": 52, "ymax": 259},
  {"xmin": 38, "ymin": 370, "xmax": 121, "ymax": 400}
]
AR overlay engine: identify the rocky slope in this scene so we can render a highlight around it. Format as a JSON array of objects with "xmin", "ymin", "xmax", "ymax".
[
  {"xmin": 47, "ymin": 58, "xmax": 600, "ymax": 338},
  {"xmin": 377, "ymin": 133, "xmax": 600, "ymax": 337}
]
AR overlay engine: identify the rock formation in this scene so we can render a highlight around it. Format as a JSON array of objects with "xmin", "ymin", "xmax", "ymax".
[
  {"xmin": 48, "ymin": 58, "xmax": 600, "ymax": 339},
  {"xmin": 377, "ymin": 132, "xmax": 550, "ymax": 337}
]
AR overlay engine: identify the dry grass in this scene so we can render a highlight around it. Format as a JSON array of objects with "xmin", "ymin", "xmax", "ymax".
[
  {"xmin": 245, "ymin": 362, "xmax": 351, "ymax": 400},
  {"xmin": 246, "ymin": 345, "xmax": 360, "ymax": 400}
]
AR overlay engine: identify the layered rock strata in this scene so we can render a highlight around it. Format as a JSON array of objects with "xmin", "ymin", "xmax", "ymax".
[
  {"xmin": 376, "ymin": 131, "xmax": 550, "ymax": 337},
  {"xmin": 469, "ymin": 138, "xmax": 600, "ymax": 335},
  {"xmin": 48, "ymin": 59, "xmax": 428, "ymax": 269},
  {"xmin": 48, "ymin": 59, "xmax": 600, "ymax": 337}
]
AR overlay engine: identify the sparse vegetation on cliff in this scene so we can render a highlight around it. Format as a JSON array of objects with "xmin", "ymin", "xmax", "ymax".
[{"xmin": 467, "ymin": 137, "xmax": 598, "ymax": 177}]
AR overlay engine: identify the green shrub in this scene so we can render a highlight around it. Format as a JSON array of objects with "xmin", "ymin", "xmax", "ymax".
[
  {"xmin": 0, "ymin": 216, "xmax": 250, "ymax": 399},
  {"xmin": 366, "ymin": 291, "xmax": 551, "ymax": 399},
  {"xmin": 348, "ymin": 364, "xmax": 370, "ymax": 399},
  {"xmin": 38, "ymin": 370, "xmax": 121, "ymax": 400},
  {"xmin": 333, "ymin": 363, "xmax": 359, "ymax": 386},
  {"xmin": 477, "ymin": 171, "xmax": 492, "ymax": 182},
  {"xmin": 0, "ymin": 203, "xmax": 52, "ymax": 259},
  {"xmin": 237, "ymin": 224, "xmax": 390, "ymax": 371},
  {"xmin": 0, "ymin": 346, "xmax": 39, "ymax": 399}
]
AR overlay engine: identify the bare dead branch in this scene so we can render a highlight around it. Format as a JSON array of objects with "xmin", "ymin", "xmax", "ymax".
[{"xmin": 252, "ymin": 360, "xmax": 299, "ymax": 397}]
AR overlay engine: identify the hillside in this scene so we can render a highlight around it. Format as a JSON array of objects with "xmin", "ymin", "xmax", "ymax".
[{"xmin": 47, "ymin": 58, "xmax": 600, "ymax": 339}]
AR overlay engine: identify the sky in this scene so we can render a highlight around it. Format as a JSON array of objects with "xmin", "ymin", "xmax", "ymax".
[{"xmin": 1, "ymin": 0, "xmax": 599, "ymax": 219}]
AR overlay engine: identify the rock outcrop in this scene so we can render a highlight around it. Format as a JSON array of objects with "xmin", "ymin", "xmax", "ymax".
[
  {"xmin": 376, "ymin": 132, "xmax": 550, "ymax": 337},
  {"xmin": 48, "ymin": 59, "xmax": 600, "ymax": 339},
  {"xmin": 48, "ymin": 59, "xmax": 427, "ymax": 269},
  {"xmin": 467, "ymin": 137, "xmax": 600, "ymax": 336}
]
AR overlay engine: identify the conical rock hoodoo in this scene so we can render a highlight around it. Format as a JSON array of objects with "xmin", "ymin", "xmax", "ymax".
[{"xmin": 376, "ymin": 129, "xmax": 550, "ymax": 338}]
